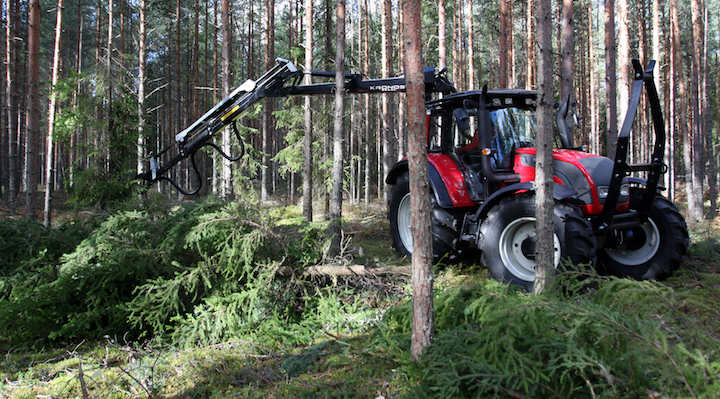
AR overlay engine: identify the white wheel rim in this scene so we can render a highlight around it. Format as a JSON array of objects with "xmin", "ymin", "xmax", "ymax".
[
  {"xmin": 397, "ymin": 193, "xmax": 413, "ymax": 253},
  {"xmin": 499, "ymin": 217, "xmax": 560, "ymax": 282},
  {"xmin": 604, "ymin": 218, "xmax": 660, "ymax": 266}
]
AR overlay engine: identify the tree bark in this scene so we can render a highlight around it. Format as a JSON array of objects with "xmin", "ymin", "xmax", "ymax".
[
  {"xmin": 467, "ymin": 0, "xmax": 475, "ymax": 90},
  {"xmin": 525, "ymin": 0, "xmax": 535, "ymax": 90},
  {"xmin": 44, "ymin": 0, "xmax": 64, "ymax": 227},
  {"xmin": 24, "ymin": 0, "xmax": 41, "ymax": 220},
  {"xmin": 617, "ymin": 0, "xmax": 630, "ymax": 127},
  {"xmin": 261, "ymin": 0, "xmax": 276, "ymax": 202},
  {"xmin": 499, "ymin": 0, "xmax": 508, "ymax": 88},
  {"xmin": 363, "ymin": 0, "xmax": 371, "ymax": 206},
  {"xmin": 438, "ymin": 0, "xmax": 446, "ymax": 70},
  {"xmin": 381, "ymin": 0, "xmax": 395, "ymax": 201},
  {"xmin": 137, "ymin": 0, "xmax": 147, "ymax": 177},
  {"xmin": 303, "ymin": 0, "xmax": 314, "ymax": 221},
  {"xmin": 221, "ymin": 0, "xmax": 233, "ymax": 200},
  {"xmin": 560, "ymin": 0, "xmax": 573, "ymax": 104},
  {"xmin": 534, "ymin": 0, "xmax": 555, "ymax": 294},
  {"xmin": 329, "ymin": 0, "xmax": 346, "ymax": 255},
  {"xmin": 404, "ymin": 0, "xmax": 434, "ymax": 361},
  {"xmin": 689, "ymin": 0, "xmax": 705, "ymax": 222},
  {"xmin": 604, "ymin": 0, "xmax": 617, "ymax": 158},
  {"xmin": 5, "ymin": 0, "xmax": 19, "ymax": 216}
]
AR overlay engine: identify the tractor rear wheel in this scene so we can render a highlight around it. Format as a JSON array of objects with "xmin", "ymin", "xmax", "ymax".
[
  {"xmin": 479, "ymin": 194, "xmax": 596, "ymax": 290},
  {"xmin": 597, "ymin": 191, "xmax": 688, "ymax": 280},
  {"xmin": 388, "ymin": 172, "xmax": 457, "ymax": 260}
]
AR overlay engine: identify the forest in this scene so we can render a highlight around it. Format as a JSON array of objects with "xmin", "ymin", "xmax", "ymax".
[
  {"xmin": 1, "ymin": 0, "xmax": 720, "ymax": 397},
  {"xmin": 0, "ymin": 0, "xmax": 718, "ymax": 220}
]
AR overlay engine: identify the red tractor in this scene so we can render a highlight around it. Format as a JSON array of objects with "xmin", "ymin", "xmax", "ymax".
[
  {"xmin": 138, "ymin": 58, "xmax": 687, "ymax": 290},
  {"xmin": 387, "ymin": 59, "xmax": 688, "ymax": 289}
]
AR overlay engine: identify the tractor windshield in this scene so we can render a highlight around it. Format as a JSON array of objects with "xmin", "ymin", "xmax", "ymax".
[{"xmin": 489, "ymin": 107, "xmax": 537, "ymax": 170}]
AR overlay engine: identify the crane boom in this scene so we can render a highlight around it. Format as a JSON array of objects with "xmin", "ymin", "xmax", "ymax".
[{"xmin": 137, "ymin": 57, "xmax": 454, "ymax": 195}]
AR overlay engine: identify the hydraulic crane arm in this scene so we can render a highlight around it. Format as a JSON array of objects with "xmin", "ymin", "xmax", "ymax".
[{"xmin": 137, "ymin": 57, "xmax": 455, "ymax": 195}]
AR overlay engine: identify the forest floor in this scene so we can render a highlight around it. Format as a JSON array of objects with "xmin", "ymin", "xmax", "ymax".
[{"xmin": 1, "ymin": 199, "xmax": 720, "ymax": 398}]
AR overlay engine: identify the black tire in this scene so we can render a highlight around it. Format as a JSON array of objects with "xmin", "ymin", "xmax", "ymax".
[
  {"xmin": 597, "ymin": 191, "xmax": 688, "ymax": 280},
  {"xmin": 388, "ymin": 173, "xmax": 457, "ymax": 260},
  {"xmin": 478, "ymin": 194, "xmax": 596, "ymax": 290}
]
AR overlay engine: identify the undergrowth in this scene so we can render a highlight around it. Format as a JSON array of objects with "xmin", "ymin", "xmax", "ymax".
[
  {"xmin": 1, "ymin": 200, "xmax": 719, "ymax": 398},
  {"xmin": 382, "ymin": 271, "xmax": 720, "ymax": 398}
]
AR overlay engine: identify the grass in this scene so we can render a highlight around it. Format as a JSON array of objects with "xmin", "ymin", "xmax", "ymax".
[{"xmin": 1, "ymin": 202, "xmax": 719, "ymax": 398}]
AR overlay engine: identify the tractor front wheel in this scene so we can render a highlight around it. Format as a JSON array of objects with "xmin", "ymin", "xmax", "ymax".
[
  {"xmin": 597, "ymin": 191, "xmax": 688, "ymax": 280},
  {"xmin": 479, "ymin": 194, "xmax": 596, "ymax": 290},
  {"xmin": 388, "ymin": 173, "xmax": 457, "ymax": 260}
]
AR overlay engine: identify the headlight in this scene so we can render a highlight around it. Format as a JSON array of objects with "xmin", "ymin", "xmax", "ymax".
[
  {"xmin": 597, "ymin": 184, "xmax": 629, "ymax": 200},
  {"xmin": 598, "ymin": 186, "xmax": 609, "ymax": 199},
  {"xmin": 620, "ymin": 183, "xmax": 629, "ymax": 197}
]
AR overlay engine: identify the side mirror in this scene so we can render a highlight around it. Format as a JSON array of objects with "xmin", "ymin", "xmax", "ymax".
[{"xmin": 454, "ymin": 108, "xmax": 471, "ymax": 132}]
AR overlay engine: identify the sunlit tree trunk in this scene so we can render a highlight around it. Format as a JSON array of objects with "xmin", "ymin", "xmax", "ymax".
[
  {"xmin": 467, "ymin": 0, "xmax": 475, "ymax": 90},
  {"xmin": 560, "ymin": 0, "xmax": 573, "ymax": 103},
  {"xmin": 137, "ymin": 0, "xmax": 147, "ymax": 177},
  {"xmin": 24, "ymin": 0, "xmax": 40, "ymax": 220},
  {"xmin": 221, "ymin": 0, "xmax": 233, "ymax": 200},
  {"xmin": 303, "ymin": 0, "xmax": 314, "ymax": 221},
  {"xmin": 499, "ymin": 0, "xmax": 508, "ymax": 87},
  {"xmin": 363, "ymin": 0, "xmax": 371, "ymax": 207},
  {"xmin": 535, "ymin": 0, "xmax": 555, "ymax": 294},
  {"xmin": 525, "ymin": 0, "xmax": 535, "ymax": 90},
  {"xmin": 329, "ymin": 0, "xmax": 345, "ymax": 255},
  {"xmin": 438, "ymin": 0, "xmax": 446, "ymax": 70},
  {"xmin": 689, "ymin": 0, "xmax": 705, "ymax": 221},
  {"xmin": 617, "ymin": 0, "xmax": 629, "ymax": 128},
  {"xmin": 588, "ymin": 1, "xmax": 599, "ymax": 155},
  {"xmin": 5, "ymin": 0, "xmax": 19, "ymax": 216},
  {"xmin": 381, "ymin": 0, "xmax": 395, "ymax": 201},
  {"xmin": 44, "ymin": 0, "xmax": 64, "ymax": 227},
  {"xmin": 605, "ymin": 0, "xmax": 617, "ymax": 158},
  {"xmin": 404, "ymin": 0, "xmax": 434, "ymax": 361},
  {"xmin": 261, "ymin": 0, "xmax": 275, "ymax": 202}
]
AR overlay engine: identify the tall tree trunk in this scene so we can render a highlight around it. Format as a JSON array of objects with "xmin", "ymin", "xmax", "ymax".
[
  {"xmin": 534, "ymin": 0, "xmax": 555, "ymax": 294},
  {"xmin": 452, "ymin": 0, "xmax": 461, "ymax": 90},
  {"xmin": 329, "ymin": 0, "xmax": 345, "ymax": 255},
  {"xmin": 438, "ymin": 0, "xmax": 446, "ymax": 70},
  {"xmin": 261, "ymin": 0, "xmax": 275, "ymax": 201},
  {"xmin": 670, "ymin": 0, "xmax": 694, "ymax": 222},
  {"xmin": 381, "ymin": 0, "xmax": 395, "ymax": 201},
  {"xmin": 617, "ymin": 0, "xmax": 630, "ymax": 127},
  {"xmin": 604, "ymin": 0, "xmax": 617, "ymax": 158},
  {"xmin": 588, "ymin": 1, "xmax": 599, "ymax": 155},
  {"xmin": 499, "ymin": 0, "xmax": 508, "ymax": 87},
  {"xmin": 5, "ymin": 0, "xmax": 19, "ymax": 216},
  {"xmin": 560, "ymin": 0, "xmax": 573, "ymax": 103},
  {"xmin": 467, "ymin": 0, "xmax": 475, "ymax": 90},
  {"xmin": 363, "ymin": 0, "xmax": 371, "ymax": 206},
  {"xmin": 44, "ymin": 0, "xmax": 64, "ymax": 227},
  {"xmin": 303, "ymin": 0, "xmax": 314, "ymax": 221},
  {"xmin": 689, "ymin": 0, "xmax": 705, "ymax": 221},
  {"xmin": 221, "ymin": 0, "xmax": 233, "ymax": 200},
  {"xmin": 137, "ymin": 0, "xmax": 147, "ymax": 176},
  {"xmin": 25, "ymin": 0, "xmax": 40, "ymax": 220},
  {"xmin": 525, "ymin": 0, "xmax": 535, "ymax": 89},
  {"xmin": 212, "ymin": 0, "xmax": 219, "ymax": 194},
  {"xmin": 404, "ymin": 0, "xmax": 434, "ymax": 360}
]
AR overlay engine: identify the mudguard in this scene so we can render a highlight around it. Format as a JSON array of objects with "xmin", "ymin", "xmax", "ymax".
[
  {"xmin": 472, "ymin": 181, "xmax": 578, "ymax": 221},
  {"xmin": 386, "ymin": 154, "xmax": 477, "ymax": 209}
]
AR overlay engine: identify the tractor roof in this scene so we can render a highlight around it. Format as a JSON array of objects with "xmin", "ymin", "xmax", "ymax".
[{"xmin": 427, "ymin": 89, "xmax": 537, "ymax": 110}]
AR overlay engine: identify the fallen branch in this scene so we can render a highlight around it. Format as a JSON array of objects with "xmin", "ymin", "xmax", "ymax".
[{"xmin": 276, "ymin": 265, "xmax": 411, "ymax": 277}]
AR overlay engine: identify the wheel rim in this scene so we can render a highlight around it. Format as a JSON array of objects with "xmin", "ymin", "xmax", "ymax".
[
  {"xmin": 499, "ymin": 217, "xmax": 560, "ymax": 282},
  {"xmin": 604, "ymin": 218, "xmax": 660, "ymax": 266},
  {"xmin": 397, "ymin": 193, "xmax": 413, "ymax": 252}
]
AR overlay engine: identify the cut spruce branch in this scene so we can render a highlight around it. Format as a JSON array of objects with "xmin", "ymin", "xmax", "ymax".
[{"xmin": 275, "ymin": 265, "xmax": 411, "ymax": 277}]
